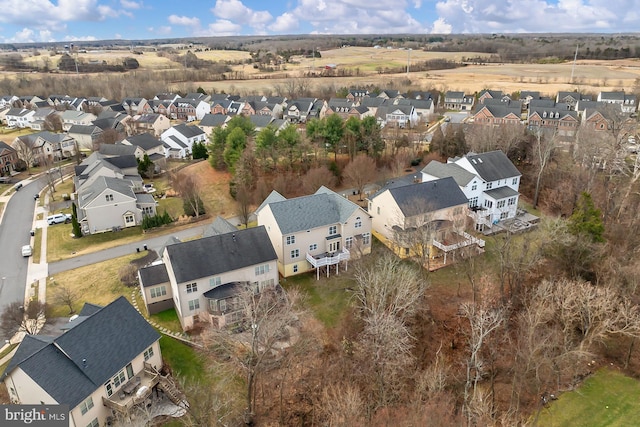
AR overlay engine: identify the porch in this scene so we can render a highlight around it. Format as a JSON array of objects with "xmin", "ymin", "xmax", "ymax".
[
  {"xmin": 306, "ymin": 248, "xmax": 350, "ymax": 280},
  {"xmin": 432, "ymin": 231, "xmax": 485, "ymax": 265},
  {"xmin": 102, "ymin": 363, "xmax": 160, "ymax": 415}
]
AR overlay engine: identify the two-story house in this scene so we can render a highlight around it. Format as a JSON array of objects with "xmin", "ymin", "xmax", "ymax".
[
  {"xmin": 161, "ymin": 123, "xmax": 207, "ymax": 159},
  {"xmin": 597, "ymin": 91, "xmax": 637, "ymax": 114},
  {"xmin": 472, "ymin": 99, "xmax": 522, "ymax": 126},
  {"xmin": 368, "ymin": 176, "xmax": 482, "ymax": 266},
  {"xmin": 5, "ymin": 108, "xmax": 35, "ymax": 128},
  {"xmin": 422, "ymin": 150, "xmax": 521, "ymax": 232},
  {"xmin": 528, "ymin": 106, "xmax": 579, "ymax": 137},
  {"xmin": 59, "ymin": 110, "xmax": 97, "ymax": 132},
  {"xmin": 68, "ymin": 124, "xmax": 104, "ymax": 152},
  {"xmin": 126, "ymin": 113, "xmax": 171, "ymax": 137},
  {"xmin": 444, "ymin": 91, "xmax": 474, "ymax": 111},
  {"xmin": 138, "ymin": 224, "xmax": 279, "ymax": 330},
  {"xmin": 0, "ymin": 297, "xmax": 183, "ymax": 427},
  {"xmin": 121, "ymin": 132, "xmax": 166, "ymax": 169},
  {"xmin": 199, "ymin": 114, "xmax": 231, "ymax": 136},
  {"xmin": 256, "ymin": 186, "xmax": 372, "ymax": 279},
  {"xmin": 173, "ymin": 98, "xmax": 210, "ymax": 122},
  {"xmin": 0, "ymin": 141, "xmax": 17, "ymax": 175}
]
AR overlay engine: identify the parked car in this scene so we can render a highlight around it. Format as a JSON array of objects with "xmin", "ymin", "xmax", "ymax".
[
  {"xmin": 143, "ymin": 183, "xmax": 156, "ymax": 193},
  {"xmin": 21, "ymin": 245, "xmax": 32, "ymax": 257},
  {"xmin": 14, "ymin": 183, "xmax": 22, "ymax": 191},
  {"xmin": 34, "ymin": 193, "xmax": 40, "ymax": 200},
  {"xmin": 47, "ymin": 213, "xmax": 72, "ymax": 225}
]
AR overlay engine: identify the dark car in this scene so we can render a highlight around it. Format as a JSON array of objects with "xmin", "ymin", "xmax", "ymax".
[
  {"xmin": 34, "ymin": 194, "xmax": 39, "ymax": 200},
  {"xmin": 14, "ymin": 183, "xmax": 22, "ymax": 191}
]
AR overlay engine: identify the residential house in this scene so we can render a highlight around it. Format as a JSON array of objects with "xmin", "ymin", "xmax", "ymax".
[
  {"xmin": 321, "ymin": 98, "xmax": 356, "ymax": 119},
  {"xmin": 256, "ymin": 186, "xmax": 372, "ymax": 279},
  {"xmin": 121, "ymin": 133, "xmax": 166, "ymax": 169},
  {"xmin": 27, "ymin": 107, "xmax": 57, "ymax": 131},
  {"xmin": 581, "ymin": 104, "xmax": 624, "ymax": 132},
  {"xmin": 377, "ymin": 103, "xmax": 417, "ymax": 128},
  {"xmin": 405, "ymin": 98, "xmax": 435, "ymax": 123},
  {"xmin": 0, "ymin": 95, "xmax": 18, "ymax": 109},
  {"xmin": 377, "ymin": 89, "xmax": 402, "ymax": 100},
  {"xmin": 48, "ymin": 95, "xmax": 85, "ymax": 111},
  {"xmin": 92, "ymin": 111, "xmax": 128, "ymax": 134},
  {"xmin": 199, "ymin": 114, "xmax": 231, "ymax": 136},
  {"xmin": 60, "ymin": 110, "xmax": 97, "ymax": 132},
  {"xmin": 68, "ymin": 124, "xmax": 104, "ymax": 152},
  {"xmin": 161, "ymin": 124, "xmax": 207, "ymax": 159},
  {"xmin": 285, "ymin": 98, "xmax": 316, "ymax": 123},
  {"xmin": 368, "ymin": 176, "xmax": 481, "ymax": 264},
  {"xmin": 519, "ymin": 91, "xmax": 541, "ymax": 108},
  {"xmin": 422, "ymin": 150, "xmax": 521, "ymax": 231},
  {"xmin": 122, "ymin": 98, "xmax": 149, "ymax": 116},
  {"xmin": 126, "ymin": 113, "xmax": 171, "ymax": 137},
  {"xmin": 98, "ymin": 143, "xmax": 141, "ymax": 159},
  {"xmin": 444, "ymin": 91, "xmax": 474, "ymax": 111},
  {"xmin": 138, "ymin": 224, "xmax": 279, "ymax": 330},
  {"xmin": 477, "ymin": 90, "xmax": 508, "ymax": 104},
  {"xmin": 13, "ymin": 131, "xmax": 76, "ymax": 164},
  {"xmin": 173, "ymin": 98, "xmax": 211, "ymax": 122},
  {"xmin": 472, "ymin": 100, "xmax": 522, "ymax": 126},
  {"xmin": 211, "ymin": 98, "xmax": 235, "ymax": 115},
  {"xmin": 249, "ymin": 115, "xmax": 275, "ymax": 132},
  {"xmin": 15, "ymin": 96, "xmax": 44, "ymax": 109},
  {"xmin": 0, "ymin": 297, "xmax": 178, "ymax": 427},
  {"xmin": 556, "ymin": 91, "xmax": 590, "ymax": 108},
  {"xmin": 360, "ymin": 97, "xmax": 386, "ymax": 117},
  {"xmin": 5, "ymin": 108, "xmax": 35, "ymax": 128},
  {"xmin": 528, "ymin": 106, "xmax": 579, "ymax": 137},
  {"xmin": 597, "ymin": 91, "xmax": 637, "ymax": 114},
  {"xmin": 346, "ymin": 88, "xmax": 369, "ymax": 103},
  {"xmin": 0, "ymin": 141, "xmax": 17, "ymax": 175}
]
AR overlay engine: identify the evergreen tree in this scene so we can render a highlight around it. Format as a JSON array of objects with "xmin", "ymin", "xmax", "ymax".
[{"xmin": 569, "ymin": 192, "xmax": 605, "ymax": 243}]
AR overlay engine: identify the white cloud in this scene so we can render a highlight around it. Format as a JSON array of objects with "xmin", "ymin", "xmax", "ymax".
[
  {"xmin": 63, "ymin": 35, "xmax": 97, "ymax": 41},
  {"xmin": 211, "ymin": 0, "xmax": 273, "ymax": 31},
  {"xmin": 168, "ymin": 15, "xmax": 201, "ymax": 26},
  {"xmin": 197, "ymin": 19, "xmax": 243, "ymax": 36},
  {"xmin": 431, "ymin": 17, "xmax": 452, "ymax": 34},
  {"xmin": 269, "ymin": 13, "xmax": 299, "ymax": 33},
  {"xmin": 120, "ymin": 0, "xmax": 142, "ymax": 9}
]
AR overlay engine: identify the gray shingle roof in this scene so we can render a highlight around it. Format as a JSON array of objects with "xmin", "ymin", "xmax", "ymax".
[
  {"xmin": 266, "ymin": 186, "xmax": 362, "ymax": 234},
  {"xmin": 199, "ymin": 114, "xmax": 229, "ymax": 127},
  {"xmin": 255, "ymin": 190, "xmax": 286, "ymax": 214},
  {"xmin": 139, "ymin": 264, "xmax": 170, "ymax": 288},
  {"xmin": 203, "ymin": 216, "xmax": 238, "ymax": 237},
  {"xmin": 78, "ymin": 176, "xmax": 135, "ymax": 206},
  {"xmin": 173, "ymin": 123, "xmax": 205, "ymax": 138},
  {"xmin": 99, "ymin": 144, "xmax": 137, "ymax": 157},
  {"xmin": 381, "ymin": 177, "xmax": 468, "ymax": 217},
  {"xmin": 2, "ymin": 297, "xmax": 159, "ymax": 409},
  {"xmin": 421, "ymin": 161, "xmax": 476, "ymax": 186},
  {"xmin": 166, "ymin": 226, "xmax": 277, "ymax": 284},
  {"xmin": 485, "ymin": 186, "xmax": 519, "ymax": 199},
  {"xmin": 203, "ymin": 281, "xmax": 244, "ymax": 300},
  {"xmin": 125, "ymin": 133, "xmax": 162, "ymax": 151},
  {"xmin": 464, "ymin": 150, "xmax": 521, "ymax": 182}
]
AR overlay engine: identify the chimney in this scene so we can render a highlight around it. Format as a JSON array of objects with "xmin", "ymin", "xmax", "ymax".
[
  {"xmin": 82, "ymin": 358, "xmax": 87, "ymax": 368},
  {"xmin": 232, "ymin": 234, "xmax": 236, "ymax": 242}
]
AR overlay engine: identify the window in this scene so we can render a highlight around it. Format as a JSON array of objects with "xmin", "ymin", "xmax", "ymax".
[
  {"xmin": 377, "ymin": 206, "xmax": 380, "ymax": 215},
  {"xmin": 471, "ymin": 183, "xmax": 477, "ymax": 191},
  {"xmin": 500, "ymin": 212, "xmax": 509, "ymax": 219},
  {"xmin": 209, "ymin": 277, "xmax": 221, "ymax": 287},
  {"xmin": 309, "ymin": 243, "xmax": 318, "ymax": 251},
  {"xmin": 484, "ymin": 200, "xmax": 493, "ymax": 208},
  {"xmin": 286, "ymin": 235, "xmax": 295, "ymax": 245},
  {"xmin": 112, "ymin": 369, "xmax": 126, "ymax": 388},
  {"xmin": 497, "ymin": 200, "xmax": 506, "ymax": 209},
  {"xmin": 261, "ymin": 278, "xmax": 275, "ymax": 288},
  {"xmin": 329, "ymin": 241, "xmax": 340, "ymax": 253},
  {"xmin": 291, "ymin": 249, "xmax": 300, "ymax": 259},
  {"xmin": 255, "ymin": 264, "xmax": 270, "ymax": 276},
  {"xmin": 186, "ymin": 283, "xmax": 197, "ymax": 293},
  {"xmin": 354, "ymin": 217, "xmax": 362, "ymax": 228},
  {"xmin": 125, "ymin": 215, "xmax": 134, "ymax": 224},
  {"xmin": 150, "ymin": 285, "xmax": 166, "ymax": 298},
  {"xmin": 219, "ymin": 299, "xmax": 227, "ymax": 312},
  {"xmin": 329, "ymin": 225, "xmax": 337, "ymax": 235},
  {"xmin": 508, "ymin": 197, "xmax": 517, "ymax": 206},
  {"xmin": 105, "ymin": 194, "xmax": 113, "ymax": 202},
  {"xmin": 188, "ymin": 299, "xmax": 200, "ymax": 311},
  {"xmin": 512, "ymin": 177, "xmax": 518, "ymax": 185},
  {"xmin": 80, "ymin": 397, "xmax": 94, "ymax": 415},
  {"xmin": 105, "ymin": 381, "xmax": 113, "ymax": 397},
  {"xmin": 144, "ymin": 346, "xmax": 154, "ymax": 361},
  {"xmin": 362, "ymin": 233, "xmax": 370, "ymax": 245},
  {"xmin": 468, "ymin": 197, "xmax": 478, "ymax": 208},
  {"xmin": 86, "ymin": 418, "xmax": 99, "ymax": 427},
  {"xmin": 345, "ymin": 237, "xmax": 353, "ymax": 249},
  {"xmin": 486, "ymin": 182, "xmax": 493, "ymax": 189},
  {"xmin": 293, "ymin": 264, "xmax": 298, "ymax": 273}
]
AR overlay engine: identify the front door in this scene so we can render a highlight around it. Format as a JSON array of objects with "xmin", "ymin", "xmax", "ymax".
[{"xmin": 328, "ymin": 241, "xmax": 340, "ymax": 253}]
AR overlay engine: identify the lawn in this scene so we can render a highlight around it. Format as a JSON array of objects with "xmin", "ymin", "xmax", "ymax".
[
  {"xmin": 282, "ymin": 271, "xmax": 354, "ymax": 328},
  {"xmin": 46, "ymin": 224, "xmax": 143, "ymax": 262},
  {"xmin": 32, "ymin": 228, "xmax": 43, "ymax": 263},
  {"xmin": 159, "ymin": 335, "xmax": 205, "ymax": 382},
  {"xmin": 534, "ymin": 368, "xmax": 640, "ymax": 427},
  {"xmin": 46, "ymin": 253, "xmax": 146, "ymax": 317}
]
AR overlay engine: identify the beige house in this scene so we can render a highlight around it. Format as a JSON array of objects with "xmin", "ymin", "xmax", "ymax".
[
  {"xmin": 256, "ymin": 186, "xmax": 372, "ymax": 279},
  {"xmin": 368, "ymin": 177, "xmax": 483, "ymax": 266},
  {"xmin": 125, "ymin": 113, "xmax": 171, "ymax": 137},
  {"xmin": 1, "ymin": 297, "xmax": 184, "ymax": 427},
  {"xmin": 138, "ymin": 223, "xmax": 279, "ymax": 330}
]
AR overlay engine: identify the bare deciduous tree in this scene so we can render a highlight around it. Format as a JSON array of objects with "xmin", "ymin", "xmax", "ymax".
[
  {"xmin": 301, "ymin": 165, "xmax": 337, "ymax": 194},
  {"xmin": 531, "ymin": 127, "xmax": 559, "ymax": 209},
  {"xmin": 1, "ymin": 301, "xmax": 49, "ymax": 337},
  {"xmin": 342, "ymin": 154, "xmax": 377, "ymax": 200},
  {"xmin": 171, "ymin": 171, "xmax": 205, "ymax": 218},
  {"xmin": 53, "ymin": 283, "xmax": 79, "ymax": 315}
]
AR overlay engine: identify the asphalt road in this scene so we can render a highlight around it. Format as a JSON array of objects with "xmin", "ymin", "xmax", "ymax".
[
  {"xmin": 48, "ymin": 223, "xmax": 209, "ymax": 275},
  {"xmin": 0, "ymin": 176, "xmax": 46, "ymax": 342}
]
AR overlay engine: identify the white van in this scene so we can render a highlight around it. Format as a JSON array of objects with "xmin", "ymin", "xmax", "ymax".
[{"xmin": 47, "ymin": 213, "xmax": 71, "ymax": 225}]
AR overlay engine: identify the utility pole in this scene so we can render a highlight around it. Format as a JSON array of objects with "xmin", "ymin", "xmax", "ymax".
[
  {"xmin": 407, "ymin": 48, "xmax": 412, "ymax": 75},
  {"xmin": 570, "ymin": 44, "xmax": 578, "ymax": 84}
]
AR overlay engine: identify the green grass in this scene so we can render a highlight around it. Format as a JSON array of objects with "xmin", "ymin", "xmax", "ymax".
[
  {"xmin": 156, "ymin": 197, "xmax": 183, "ymax": 220},
  {"xmin": 534, "ymin": 368, "xmax": 640, "ymax": 427},
  {"xmin": 159, "ymin": 335, "xmax": 205, "ymax": 382},
  {"xmin": 0, "ymin": 344, "xmax": 17, "ymax": 360},
  {"xmin": 47, "ymin": 224, "xmax": 143, "ymax": 262},
  {"xmin": 282, "ymin": 272, "xmax": 354, "ymax": 328},
  {"xmin": 32, "ymin": 228, "xmax": 42, "ymax": 263},
  {"xmin": 150, "ymin": 308, "xmax": 183, "ymax": 332}
]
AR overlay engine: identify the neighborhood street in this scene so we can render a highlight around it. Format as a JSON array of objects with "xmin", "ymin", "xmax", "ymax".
[{"xmin": 0, "ymin": 177, "xmax": 46, "ymax": 343}]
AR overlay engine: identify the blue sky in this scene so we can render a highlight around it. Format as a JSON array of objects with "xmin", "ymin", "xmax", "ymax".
[{"xmin": 0, "ymin": 0, "xmax": 637, "ymax": 43}]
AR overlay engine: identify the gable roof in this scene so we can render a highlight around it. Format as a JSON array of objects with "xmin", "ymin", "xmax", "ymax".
[
  {"xmin": 203, "ymin": 216, "xmax": 238, "ymax": 237},
  {"xmin": 379, "ymin": 177, "xmax": 468, "ymax": 217},
  {"xmin": 264, "ymin": 186, "xmax": 363, "ymax": 234},
  {"xmin": 124, "ymin": 133, "xmax": 162, "ymax": 151},
  {"xmin": 166, "ymin": 226, "xmax": 277, "ymax": 283},
  {"xmin": 421, "ymin": 160, "xmax": 476, "ymax": 186},
  {"xmin": 199, "ymin": 114, "xmax": 229, "ymax": 127},
  {"xmin": 171, "ymin": 123, "xmax": 205, "ymax": 138},
  {"xmin": 463, "ymin": 150, "xmax": 521, "ymax": 181},
  {"xmin": 139, "ymin": 263, "xmax": 171, "ymax": 288},
  {"xmin": 2, "ymin": 297, "xmax": 159, "ymax": 409},
  {"xmin": 78, "ymin": 176, "xmax": 135, "ymax": 206},
  {"xmin": 99, "ymin": 143, "xmax": 137, "ymax": 157}
]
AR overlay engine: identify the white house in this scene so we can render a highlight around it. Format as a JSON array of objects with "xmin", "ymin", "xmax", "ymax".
[
  {"xmin": 138, "ymin": 223, "xmax": 279, "ymax": 330},
  {"xmin": 422, "ymin": 150, "xmax": 521, "ymax": 231},
  {"xmin": 0, "ymin": 297, "xmax": 184, "ymax": 427},
  {"xmin": 161, "ymin": 123, "xmax": 207, "ymax": 159},
  {"xmin": 256, "ymin": 186, "xmax": 372, "ymax": 279}
]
